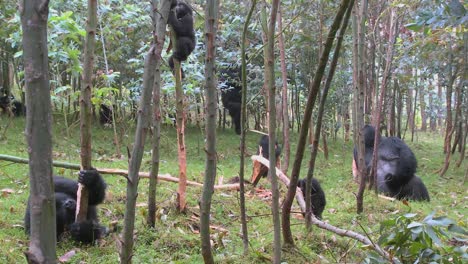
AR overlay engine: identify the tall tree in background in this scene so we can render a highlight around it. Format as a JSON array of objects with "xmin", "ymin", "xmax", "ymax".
[
  {"xmin": 20, "ymin": 0, "xmax": 56, "ymax": 262},
  {"xmin": 370, "ymin": 7, "xmax": 399, "ymax": 193},
  {"xmin": 76, "ymin": 0, "xmax": 98, "ymax": 224},
  {"xmin": 120, "ymin": 1, "xmax": 172, "ymax": 262},
  {"xmin": 277, "ymin": 7, "xmax": 291, "ymax": 173},
  {"xmin": 200, "ymin": 0, "xmax": 219, "ymax": 262}
]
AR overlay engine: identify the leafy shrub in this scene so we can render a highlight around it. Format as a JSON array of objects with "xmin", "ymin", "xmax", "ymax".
[{"xmin": 364, "ymin": 212, "xmax": 467, "ymax": 264}]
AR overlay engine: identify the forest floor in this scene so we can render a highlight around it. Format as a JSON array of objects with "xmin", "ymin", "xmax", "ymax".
[{"xmin": 0, "ymin": 116, "xmax": 466, "ymax": 263}]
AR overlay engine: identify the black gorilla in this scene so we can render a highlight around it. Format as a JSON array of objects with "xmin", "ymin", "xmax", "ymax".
[
  {"xmin": 353, "ymin": 125, "xmax": 430, "ymax": 201},
  {"xmin": 99, "ymin": 104, "xmax": 113, "ymax": 125},
  {"xmin": 168, "ymin": 0, "xmax": 196, "ymax": 78},
  {"xmin": 251, "ymin": 135, "xmax": 281, "ymax": 186},
  {"xmin": 24, "ymin": 169, "xmax": 107, "ymax": 244},
  {"xmin": 220, "ymin": 67, "xmax": 242, "ymax": 135},
  {"xmin": 0, "ymin": 95, "xmax": 25, "ymax": 116},
  {"xmin": 298, "ymin": 178, "xmax": 326, "ymax": 219}
]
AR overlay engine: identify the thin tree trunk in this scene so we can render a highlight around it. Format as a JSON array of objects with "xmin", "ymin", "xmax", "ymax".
[
  {"xmin": 77, "ymin": 0, "xmax": 97, "ymax": 224},
  {"xmin": 169, "ymin": 18, "xmax": 188, "ymax": 213},
  {"xmin": 353, "ymin": 0, "xmax": 368, "ymax": 213},
  {"xmin": 370, "ymin": 7, "xmax": 398, "ymax": 193},
  {"xmin": 419, "ymin": 83, "xmax": 427, "ymax": 131},
  {"xmin": 305, "ymin": 0, "xmax": 353, "ymax": 229},
  {"xmin": 238, "ymin": 0, "xmax": 257, "ymax": 254},
  {"xmin": 396, "ymin": 80, "xmax": 402, "ymax": 138},
  {"xmin": 282, "ymin": 0, "xmax": 351, "ymax": 246},
  {"xmin": 147, "ymin": 0, "xmax": 169, "ymax": 228},
  {"xmin": 277, "ymin": 7, "xmax": 290, "ymax": 173},
  {"xmin": 265, "ymin": 1, "xmax": 281, "ymax": 262},
  {"xmin": 200, "ymin": 1, "xmax": 219, "ymax": 262},
  {"xmin": 120, "ymin": 2, "xmax": 172, "ymax": 262},
  {"xmin": 21, "ymin": 0, "xmax": 56, "ymax": 262},
  {"xmin": 440, "ymin": 38, "xmax": 459, "ymax": 177}
]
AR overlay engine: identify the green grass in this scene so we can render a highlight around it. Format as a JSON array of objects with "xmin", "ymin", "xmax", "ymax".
[{"xmin": 0, "ymin": 116, "xmax": 466, "ymax": 263}]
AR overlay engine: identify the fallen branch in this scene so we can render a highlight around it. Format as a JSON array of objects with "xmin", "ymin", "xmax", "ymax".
[
  {"xmin": 251, "ymin": 155, "xmax": 393, "ymax": 261},
  {"xmin": 0, "ymin": 154, "xmax": 239, "ymax": 190}
]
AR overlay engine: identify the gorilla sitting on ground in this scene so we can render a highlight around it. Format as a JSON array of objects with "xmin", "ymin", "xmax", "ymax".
[
  {"xmin": 168, "ymin": 0, "xmax": 196, "ymax": 78},
  {"xmin": 251, "ymin": 135, "xmax": 281, "ymax": 186},
  {"xmin": 298, "ymin": 178, "xmax": 326, "ymax": 219},
  {"xmin": 353, "ymin": 125, "xmax": 430, "ymax": 201},
  {"xmin": 24, "ymin": 169, "xmax": 107, "ymax": 244}
]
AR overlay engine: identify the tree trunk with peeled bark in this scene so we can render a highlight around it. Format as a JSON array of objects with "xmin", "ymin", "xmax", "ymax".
[
  {"xmin": 21, "ymin": 0, "xmax": 56, "ymax": 262},
  {"xmin": 77, "ymin": 0, "xmax": 98, "ymax": 224}
]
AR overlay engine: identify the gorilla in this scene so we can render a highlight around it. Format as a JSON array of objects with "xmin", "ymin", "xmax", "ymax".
[
  {"xmin": 168, "ymin": 0, "xmax": 196, "ymax": 78},
  {"xmin": 0, "ymin": 95, "xmax": 25, "ymax": 116},
  {"xmin": 25, "ymin": 169, "xmax": 107, "ymax": 244},
  {"xmin": 251, "ymin": 135, "xmax": 281, "ymax": 186},
  {"xmin": 99, "ymin": 104, "xmax": 113, "ymax": 125},
  {"xmin": 353, "ymin": 125, "xmax": 430, "ymax": 201},
  {"xmin": 220, "ymin": 67, "xmax": 242, "ymax": 135},
  {"xmin": 298, "ymin": 178, "xmax": 326, "ymax": 219}
]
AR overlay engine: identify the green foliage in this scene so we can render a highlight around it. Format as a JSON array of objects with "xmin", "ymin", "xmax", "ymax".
[{"xmin": 365, "ymin": 212, "xmax": 468, "ymax": 264}]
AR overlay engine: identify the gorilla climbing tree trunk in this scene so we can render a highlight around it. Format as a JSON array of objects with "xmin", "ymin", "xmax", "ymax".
[
  {"xmin": 200, "ymin": 1, "xmax": 219, "ymax": 262},
  {"xmin": 281, "ymin": 0, "xmax": 350, "ymax": 246},
  {"xmin": 147, "ymin": 0, "xmax": 169, "ymax": 228},
  {"xmin": 21, "ymin": 0, "xmax": 57, "ymax": 262},
  {"xmin": 77, "ymin": 0, "xmax": 98, "ymax": 224}
]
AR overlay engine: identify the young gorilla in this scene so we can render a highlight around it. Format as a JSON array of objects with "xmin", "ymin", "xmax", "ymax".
[
  {"xmin": 297, "ymin": 178, "xmax": 326, "ymax": 219},
  {"xmin": 168, "ymin": 0, "xmax": 196, "ymax": 78},
  {"xmin": 352, "ymin": 125, "xmax": 430, "ymax": 201},
  {"xmin": 220, "ymin": 67, "xmax": 242, "ymax": 135},
  {"xmin": 251, "ymin": 135, "xmax": 282, "ymax": 186},
  {"xmin": 24, "ymin": 169, "xmax": 107, "ymax": 244}
]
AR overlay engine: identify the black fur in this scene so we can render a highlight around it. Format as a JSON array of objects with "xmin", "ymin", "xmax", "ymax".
[
  {"xmin": 298, "ymin": 178, "xmax": 326, "ymax": 219},
  {"xmin": 0, "ymin": 95, "xmax": 25, "ymax": 116},
  {"xmin": 257, "ymin": 135, "xmax": 281, "ymax": 176},
  {"xmin": 168, "ymin": 0, "xmax": 196, "ymax": 78},
  {"xmin": 24, "ymin": 170, "xmax": 107, "ymax": 244},
  {"xmin": 353, "ymin": 125, "xmax": 430, "ymax": 201},
  {"xmin": 220, "ymin": 68, "xmax": 242, "ymax": 134},
  {"xmin": 99, "ymin": 104, "xmax": 113, "ymax": 125}
]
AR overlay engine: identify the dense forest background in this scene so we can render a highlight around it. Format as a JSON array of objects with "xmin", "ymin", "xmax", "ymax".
[{"xmin": 0, "ymin": 0, "xmax": 466, "ymax": 263}]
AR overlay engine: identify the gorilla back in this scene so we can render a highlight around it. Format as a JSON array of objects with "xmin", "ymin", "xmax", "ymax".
[
  {"xmin": 298, "ymin": 178, "xmax": 326, "ymax": 219},
  {"xmin": 168, "ymin": 0, "xmax": 196, "ymax": 77},
  {"xmin": 25, "ymin": 169, "xmax": 107, "ymax": 244}
]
